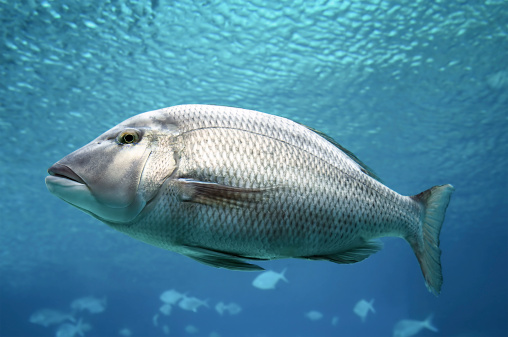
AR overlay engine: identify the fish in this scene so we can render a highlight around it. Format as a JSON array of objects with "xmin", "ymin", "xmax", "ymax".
[
  {"xmin": 119, "ymin": 328, "xmax": 133, "ymax": 337},
  {"xmin": 353, "ymin": 299, "xmax": 375, "ymax": 322},
  {"xmin": 159, "ymin": 289, "xmax": 184, "ymax": 304},
  {"xmin": 159, "ymin": 303, "xmax": 172, "ymax": 316},
  {"xmin": 215, "ymin": 301, "xmax": 242, "ymax": 315},
  {"xmin": 45, "ymin": 104, "xmax": 454, "ymax": 295},
  {"xmin": 252, "ymin": 268, "xmax": 288, "ymax": 290},
  {"xmin": 393, "ymin": 314, "xmax": 438, "ymax": 337},
  {"xmin": 70, "ymin": 296, "xmax": 106, "ymax": 314},
  {"xmin": 29, "ymin": 309, "xmax": 74, "ymax": 327},
  {"xmin": 305, "ymin": 310, "xmax": 323, "ymax": 321},
  {"xmin": 224, "ymin": 302, "xmax": 241, "ymax": 315},
  {"xmin": 55, "ymin": 319, "xmax": 91, "ymax": 337},
  {"xmin": 185, "ymin": 325, "xmax": 199, "ymax": 334},
  {"xmin": 215, "ymin": 302, "xmax": 226, "ymax": 315},
  {"xmin": 178, "ymin": 295, "xmax": 208, "ymax": 312}
]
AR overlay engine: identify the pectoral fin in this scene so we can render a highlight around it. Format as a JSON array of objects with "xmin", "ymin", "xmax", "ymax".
[
  {"xmin": 176, "ymin": 178, "xmax": 275, "ymax": 207},
  {"xmin": 183, "ymin": 245, "xmax": 265, "ymax": 271}
]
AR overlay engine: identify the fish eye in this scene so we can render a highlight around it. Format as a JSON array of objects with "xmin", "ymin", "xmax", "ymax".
[{"xmin": 116, "ymin": 129, "xmax": 140, "ymax": 145}]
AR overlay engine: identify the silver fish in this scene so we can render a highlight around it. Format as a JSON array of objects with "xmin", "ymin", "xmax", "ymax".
[
  {"xmin": 29, "ymin": 309, "xmax": 74, "ymax": 327},
  {"xmin": 393, "ymin": 315, "xmax": 438, "ymax": 337},
  {"xmin": 45, "ymin": 105, "xmax": 454, "ymax": 295}
]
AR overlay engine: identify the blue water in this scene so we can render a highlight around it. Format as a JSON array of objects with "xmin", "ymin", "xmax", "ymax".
[{"xmin": 1, "ymin": 0, "xmax": 507, "ymax": 336}]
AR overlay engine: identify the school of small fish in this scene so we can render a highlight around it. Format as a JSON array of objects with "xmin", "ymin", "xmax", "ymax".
[
  {"xmin": 28, "ymin": 270, "xmax": 439, "ymax": 336},
  {"xmin": 29, "ymin": 296, "xmax": 103, "ymax": 337}
]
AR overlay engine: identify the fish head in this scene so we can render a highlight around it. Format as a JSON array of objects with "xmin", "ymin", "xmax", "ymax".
[{"xmin": 45, "ymin": 109, "xmax": 179, "ymax": 224}]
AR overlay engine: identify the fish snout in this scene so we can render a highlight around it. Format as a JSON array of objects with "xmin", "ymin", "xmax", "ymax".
[
  {"xmin": 47, "ymin": 163, "xmax": 86, "ymax": 185},
  {"xmin": 45, "ymin": 140, "xmax": 152, "ymax": 223}
]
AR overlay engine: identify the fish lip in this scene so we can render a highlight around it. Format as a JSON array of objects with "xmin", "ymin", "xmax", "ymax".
[{"xmin": 47, "ymin": 163, "xmax": 86, "ymax": 185}]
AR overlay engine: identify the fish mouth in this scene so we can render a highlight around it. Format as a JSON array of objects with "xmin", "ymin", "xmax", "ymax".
[{"xmin": 47, "ymin": 163, "xmax": 86, "ymax": 185}]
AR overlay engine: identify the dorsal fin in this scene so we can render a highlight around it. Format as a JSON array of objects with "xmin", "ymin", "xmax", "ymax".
[{"xmin": 301, "ymin": 124, "xmax": 382, "ymax": 182}]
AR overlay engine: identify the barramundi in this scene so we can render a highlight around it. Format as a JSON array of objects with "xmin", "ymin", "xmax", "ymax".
[{"xmin": 45, "ymin": 105, "xmax": 454, "ymax": 295}]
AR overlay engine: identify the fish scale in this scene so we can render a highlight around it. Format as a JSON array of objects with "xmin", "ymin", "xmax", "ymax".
[
  {"xmin": 46, "ymin": 104, "xmax": 453, "ymax": 295},
  {"xmin": 140, "ymin": 108, "xmax": 411, "ymax": 255}
]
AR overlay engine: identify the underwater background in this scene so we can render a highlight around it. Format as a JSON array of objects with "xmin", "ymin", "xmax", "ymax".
[{"xmin": 1, "ymin": 0, "xmax": 507, "ymax": 336}]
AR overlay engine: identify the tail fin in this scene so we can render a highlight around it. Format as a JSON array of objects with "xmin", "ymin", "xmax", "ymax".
[
  {"xmin": 280, "ymin": 268, "xmax": 289, "ymax": 283},
  {"xmin": 369, "ymin": 299, "xmax": 375, "ymax": 313},
  {"xmin": 409, "ymin": 184, "xmax": 454, "ymax": 296},
  {"xmin": 423, "ymin": 314, "xmax": 438, "ymax": 332}
]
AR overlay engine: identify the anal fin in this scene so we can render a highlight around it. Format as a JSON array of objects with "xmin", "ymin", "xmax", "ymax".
[
  {"xmin": 303, "ymin": 240, "xmax": 383, "ymax": 264},
  {"xmin": 183, "ymin": 245, "xmax": 265, "ymax": 271}
]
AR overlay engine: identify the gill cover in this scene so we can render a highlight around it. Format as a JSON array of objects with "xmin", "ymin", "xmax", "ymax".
[{"xmin": 46, "ymin": 111, "xmax": 179, "ymax": 224}]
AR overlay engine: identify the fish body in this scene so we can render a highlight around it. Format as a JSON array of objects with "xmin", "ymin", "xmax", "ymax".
[
  {"xmin": 305, "ymin": 310, "xmax": 324, "ymax": 321},
  {"xmin": 159, "ymin": 289, "xmax": 184, "ymax": 304},
  {"xmin": 119, "ymin": 328, "xmax": 133, "ymax": 337},
  {"xmin": 353, "ymin": 299, "xmax": 375, "ymax": 322},
  {"xmin": 46, "ymin": 104, "xmax": 453, "ymax": 295},
  {"xmin": 70, "ymin": 296, "xmax": 106, "ymax": 314},
  {"xmin": 393, "ymin": 315, "xmax": 438, "ymax": 337},
  {"xmin": 159, "ymin": 303, "xmax": 172, "ymax": 316},
  {"xmin": 215, "ymin": 301, "xmax": 242, "ymax": 315},
  {"xmin": 29, "ymin": 309, "xmax": 74, "ymax": 327},
  {"xmin": 55, "ymin": 319, "xmax": 91, "ymax": 337},
  {"xmin": 178, "ymin": 296, "xmax": 208, "ymax": 312},
  {"xmin": 185, "ymin": 325, "xmax": 199, "ymax": 334},
  {"xmin": 215, "ymin": 302, "xmax": 226, "ymax": 315},
  {"xmin": 162, "ymin": 325, "xmax": 170, "ymax": 335},
  {"xmin": 252, "ymin": 268, "xmax": 288, "ymax": 290}
]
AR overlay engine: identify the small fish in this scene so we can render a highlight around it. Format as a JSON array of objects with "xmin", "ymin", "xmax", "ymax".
[
  {"xmin": 159, "ymin": 289, "xmax": 184, "ymax": 304},
  {"xmin": 55, "ymin": 319, "xmax": 91, "ymax": 337},
  {"xmin": 353, "ymin": 299, "xmax": 375, "ymax": 322},
  {"xmin": 185, "ymin": 325, "xmax": 199, "ymax": 334},
  {"xmin": 215, "ymin": 301, "xmax": 242, "ymax": 315},
  {"xmin": 393, "ymin": 314, "xmax": 438, "ymax": 337},
  {"xmin": 29, "ymin": 309, "xmax": 74, "ymax": 327},
  {"xmin": 331, "ymin": 316, "xmax": 339, "ymax": 326},
  {"xmin": 252, "ymin": 268, "xmax": 288, "ymax": 290},
  {"xmin": 46, "ymin": 105, "xmax": 454, "ymax": 295},
  {"xmin": 305, "ymin": 310, "xmax": 323, "ymax": 321},
  {"xmin": 119, "ymin": 328, "xmax": 132, "ymax": 337},
  {"xmin": 162, "ymin": 325, "xmax": 170, "ymax": 335},
  {"xmin": 178, "ymin": 295, "xmax": 208, "ymax": 312},
  {"xmin": 70, "ymin": 296, "xmax": 106, "ymax": 314},
  {"xmin": 159, "ymin": 303, "xmax": 172, "ymax": 316}
]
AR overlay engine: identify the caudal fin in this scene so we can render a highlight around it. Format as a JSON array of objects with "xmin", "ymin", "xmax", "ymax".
[
  {"xmin": 369, "ymin": 299, "xmax": 376, "ymax": 313},
  {"xmin": 280, "ymin": 268, "xmax": 289, "ymax": 283},
  {"xmin": 409, "ymin": 184, "xmax": 454, "ymax": 296},
  {"xmin": 423, "ymin": 314, "xmax": 438, "ymax": 332}
]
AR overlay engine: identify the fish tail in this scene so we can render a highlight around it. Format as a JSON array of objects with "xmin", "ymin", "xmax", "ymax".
[
  {"xmin": 280, "ymin": 268, "xmax": 289, "ymax": 283},
  {"xmin": 423, "ymin": 314, "xmax": 438, "ymax": 332},
  {"xmin": 369, "ymin": 299, "xmax": 375, "ymax": 313},
  {"xmin": 409, "ymin": 184, "xmax": 454, "ymax": 296}
]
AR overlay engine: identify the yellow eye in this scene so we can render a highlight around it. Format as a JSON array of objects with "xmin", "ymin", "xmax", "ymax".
[{"xmin": 116, "ymin": 129, "xmax": 140, "ymax": 144}]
